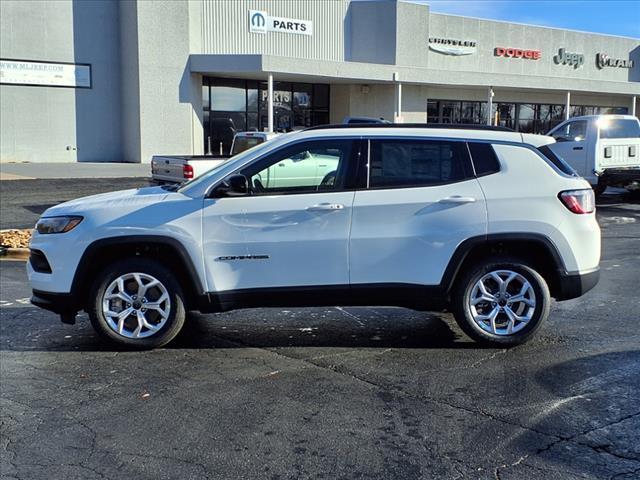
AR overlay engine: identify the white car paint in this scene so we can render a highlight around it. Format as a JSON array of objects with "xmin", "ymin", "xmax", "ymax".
[{"xmin": 29, "ymin": 126, "xmax": 600, "ymax": 304}]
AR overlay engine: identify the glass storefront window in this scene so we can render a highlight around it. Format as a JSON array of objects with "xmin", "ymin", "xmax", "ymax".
[
  {"xmin": 427, "ymin": 99, "xmax": 627, "ymax": 133},
  {"xmin": 440, "ymin": 101, "xmax": 460, "ymax": 123},
  {"xmin": 203, "ymin": 77, "xmax": 330, "ymax": 153},
  {"xmin": 247, "ymin": 83, "xmax": 259, "ymax": 113},
  {"xmin": 427, "ymin": 101, "xmax": 439, "ymax": 123},
  {"xmin": 202, "ymin": 84, "xmax": 210, "ymax": 111},
  {"xmin": 210, "ymin": 79, "xmax": 246, "ymax": 112},
  {"xmin": 313, "ymin": 84, "xmax": 329, "ymax": 109},
  {"xmin": 493, "ymin": 103, "xmax": 515, "ymax": 129},
  {"xmin": 294, "ymin": 84, "xmax": 313, "ymax": 128},
  {"xmin": 209, "ymin": 112, "xmax": 246, "ymax": 155},
  {"xmin": 517, "ymin": 104, "xmax": 536, "ymax": 133}
]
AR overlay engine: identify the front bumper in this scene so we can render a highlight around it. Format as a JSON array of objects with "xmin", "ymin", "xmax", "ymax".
[
  {"xmin": 31, "ymin": 289, "xmax": 81, "ymax": 315},
  {"xmin": 556, "ymin": 267, "xmax": 600, "ymax": 301}
]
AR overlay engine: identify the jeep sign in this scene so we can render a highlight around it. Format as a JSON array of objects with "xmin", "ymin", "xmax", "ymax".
[
  {"xmin": 554, "ymin": 48, "xmax": 585, "ymax": 69},
  {"xmin": 248, "ymin": 10, "xmax": 313, "ymax": 36}
]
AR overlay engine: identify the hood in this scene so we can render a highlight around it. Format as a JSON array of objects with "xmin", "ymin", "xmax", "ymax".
[{"xmin": 43, "ymin": 186, "xmax": 170, "ymax": 217}]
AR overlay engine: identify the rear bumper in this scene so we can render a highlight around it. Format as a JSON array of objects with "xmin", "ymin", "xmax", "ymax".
[
  {"xmin": 31, "ymin": 289, "xmax": 80, "ymax": 314},
  {"xmin": 556, "ymin": 267, "xmax": 600, "ymax": 301}
]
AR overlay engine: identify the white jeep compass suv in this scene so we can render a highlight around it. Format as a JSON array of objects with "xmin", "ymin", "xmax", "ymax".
[{"xmin": 28, "ymin": 125, "xmax": 600, "ymax": 348}]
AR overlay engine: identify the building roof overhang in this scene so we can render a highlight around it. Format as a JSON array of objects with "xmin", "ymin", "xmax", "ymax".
[{"xmin": 189, "ymin": 54, "xmax": 640, "ymax": 97}]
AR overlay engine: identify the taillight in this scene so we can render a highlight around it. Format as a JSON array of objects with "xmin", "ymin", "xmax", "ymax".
[
  {"xmin": 183, "ymin": 164, "xmax": 194, "ymax": 179},
  {"xmin": 558, "ymin": 189, "xmax": 595, "ymax": 214}
]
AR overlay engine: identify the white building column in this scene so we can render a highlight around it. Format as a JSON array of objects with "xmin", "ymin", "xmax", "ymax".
[
  {"xmin": 267, "ymin": 74, "xmax": 274, "ymax": 133},
  {"xmin": 486, "ymin": 87, "xmax": 494, "ymax": 125},
  {"xmin": 393, "ymin": 72, "xmax": 402, "ymax": 123},
  {"xmin": 632, "ymin": 96, "xmax": 637, "ymax": 117},
  {"xmin": 565, "ymin": 91, "xmax": 571, "ymax": 120}
]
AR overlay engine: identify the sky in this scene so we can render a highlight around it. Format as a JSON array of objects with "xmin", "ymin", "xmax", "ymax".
[{"xmin": 417, "ymin": 0, "xmax": 640, "ymax": 38}]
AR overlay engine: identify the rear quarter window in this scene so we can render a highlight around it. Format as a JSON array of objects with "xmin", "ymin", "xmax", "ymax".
[
  {"xmin": 467, "ymin": 142, "xmax": 500, "ymax": 176},
  {"xmin": 599, "ymin": 119, "xmax": 640, "ymax": 139},
  {"xmin": 537, "ymin": 145, "xmax": 577, "ymax": 176}
]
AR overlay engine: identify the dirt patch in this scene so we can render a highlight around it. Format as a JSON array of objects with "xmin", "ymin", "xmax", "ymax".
[{"xmin": 0, "ymin": 229, "xmax": 32, "ymax": 248}]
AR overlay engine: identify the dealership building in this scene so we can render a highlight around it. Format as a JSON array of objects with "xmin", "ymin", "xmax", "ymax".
[{"xmin": 1, "ymin": 0, "xmax": 639, "ymax": 163}]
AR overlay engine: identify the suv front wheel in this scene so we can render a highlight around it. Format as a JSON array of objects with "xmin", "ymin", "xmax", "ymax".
[
  {"xmin": 451, "ymin": 258, "xmax": 551, "ymax": 346},
  {"xmin": 87, "ymin": 258, "xmax": 186, "ymax": 348}
]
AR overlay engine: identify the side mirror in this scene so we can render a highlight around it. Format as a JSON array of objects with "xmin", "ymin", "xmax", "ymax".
[
  {"xmin": 215, "ymin": 174, "xmax": 249, "ymax": 197},
  {"xmin": 574, "ymin": 135, "xmax": 584, "ymax": 142}
]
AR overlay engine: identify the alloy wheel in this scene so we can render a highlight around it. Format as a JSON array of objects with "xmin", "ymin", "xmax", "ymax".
[
  {"xmin": 468, "ymin": 269, "xmax": 536, "ymax": 335},
  {"xmin": 101, "ymin": 272, "xmax": 171, "ymax": 339}
]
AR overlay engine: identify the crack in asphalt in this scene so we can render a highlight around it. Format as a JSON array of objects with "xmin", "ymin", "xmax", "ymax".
[{"xmin": 200, "ymin": 331, "xmax": 640, "ymax": 479}]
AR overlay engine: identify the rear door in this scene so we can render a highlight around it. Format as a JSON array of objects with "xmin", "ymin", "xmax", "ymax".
[
  {"xmin": 548, "ymin": 119, "xmax": 590, "ymax": 178},
  {"xmin": 349, "ymin": 137, "xmax": 487, "ymax": 287}
]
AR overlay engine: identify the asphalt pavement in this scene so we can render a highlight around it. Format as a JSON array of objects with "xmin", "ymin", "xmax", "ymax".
[
  {"xmin": 0, "ymin": 178, "xmax": 147, "ymax": 229},
  {"xmin": 1, "ymin": 182, "xmax": 639, "ymax": 480}
]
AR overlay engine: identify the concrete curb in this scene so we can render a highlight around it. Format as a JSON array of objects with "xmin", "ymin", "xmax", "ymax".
[{"xmin": 0, "ymin": 247, "xmax": 29, "ymax": 261}]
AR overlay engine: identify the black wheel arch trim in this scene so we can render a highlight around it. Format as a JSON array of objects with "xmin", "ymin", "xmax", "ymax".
[
  {"xmin": 70, "ymin": 235, "xmax": 206, "ymax": 301},
  {"xmin": 440, "ymin": 233, "xmax": 568, "ymax": 293}
]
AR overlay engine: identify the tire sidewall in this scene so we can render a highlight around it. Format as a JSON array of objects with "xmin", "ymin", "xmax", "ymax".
[
  {"xmin": 88, "ymin": 258, "xmax": 186, "ymax": 349},
  {"xmin": 453, "ymin": 260, "xmax": 550, "ymax": 346}
]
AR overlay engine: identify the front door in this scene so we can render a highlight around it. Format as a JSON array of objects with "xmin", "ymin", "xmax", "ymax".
[
  {"xmin": 349, "ymin": 138, "xmax": 487, "ymax": 286},
  {"xmin": 201, "ymin": 138, "xmax": 360, "ymax": 293},
  {"xmin": 548, "ymin": 119, "xmax": 589, "ymax": 178}
]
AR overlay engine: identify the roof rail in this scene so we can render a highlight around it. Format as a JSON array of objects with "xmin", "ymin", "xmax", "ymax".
[{"xmin": 304, "ymin": 123, "xmax": 515, "ymax": 132}]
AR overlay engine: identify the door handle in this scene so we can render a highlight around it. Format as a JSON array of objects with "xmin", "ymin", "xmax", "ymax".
[
  {"xmin": 573, "ymin": 146, "xmax": 583, "ymax": 150},
  {"xmin": 307, "ymin": 203, "xmax": 345, "ymax": 211},
  {"xmin": 438, "ymin": 196, "xmax": 476, "ymax": 204}
]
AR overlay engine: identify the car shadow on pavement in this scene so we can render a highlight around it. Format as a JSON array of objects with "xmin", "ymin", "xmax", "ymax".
[
  {"xmin": 170, "ymin": 310, "xmax": 479, "ymax": 350},
  {"xmin": 0, "ymin": 306, "xmax": 483, "ymax": 352}
]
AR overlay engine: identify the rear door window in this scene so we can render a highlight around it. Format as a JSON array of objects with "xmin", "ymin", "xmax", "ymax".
[
  {"xmin": 599, "ymin": 119, "xmax": 640, "ymax": 139},
  {"xmin": 368, "ymin": 139, "xmax": 473, "ymax": 188}
]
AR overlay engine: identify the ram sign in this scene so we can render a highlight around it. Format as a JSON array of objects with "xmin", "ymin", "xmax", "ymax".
[{"xmin": 249, "ymin": 10, "xmax": 313, "ymax": 36}]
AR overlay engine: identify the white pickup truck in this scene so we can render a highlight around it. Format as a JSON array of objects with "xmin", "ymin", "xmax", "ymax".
[
  {"xmin": 547, "ymin": 115, "xmax": 640, "ymax": 194},
  {"xmin": 151, "ymin": 132, "xmax": 279, "ymax": 185}
]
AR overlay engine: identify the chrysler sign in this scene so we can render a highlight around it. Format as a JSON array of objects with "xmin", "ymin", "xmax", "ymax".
[
  {"xmin": 428, "ymin": 38, "xmax": 477, "ymax": 56},
  {"xmin": 249, "ymin": 10, "xmax": 313, "ymax": 36}
]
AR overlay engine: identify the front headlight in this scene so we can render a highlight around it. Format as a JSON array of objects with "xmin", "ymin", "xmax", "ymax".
[{"xmin": 35, "ymin": 216, "xmax": 83, "ymax": 234}]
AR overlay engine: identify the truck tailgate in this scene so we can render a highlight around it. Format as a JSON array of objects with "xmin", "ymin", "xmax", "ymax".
[
  {"xmin": 597, "ymin": 138, "xmax": 640, "ymax": 170},
  {"xmin": 151, "ymin": 156, "xmax": 186, "ymax": 183}
]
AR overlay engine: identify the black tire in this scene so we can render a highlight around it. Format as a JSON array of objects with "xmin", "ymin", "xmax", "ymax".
[
  {"xmin": 87, "ymin": 258, "xmax": 186, "ymax": 349},
  {"xmin": 451, "ymin": 257, "xmax": 551, "ymax": 347}
]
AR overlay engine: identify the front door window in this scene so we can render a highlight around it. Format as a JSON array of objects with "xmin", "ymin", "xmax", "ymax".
[{"xmin": 241, "ymin": 139, "xmax": 355, "ymax": 195}]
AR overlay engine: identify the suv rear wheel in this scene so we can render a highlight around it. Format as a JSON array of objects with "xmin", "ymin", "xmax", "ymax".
[
  {"xmin": 87, "ymin": 258, "xmax": 186, "ymax": 348},
  {"xmin": 451, "ymin": 258, "xmax": 551, "ymax": 346}
]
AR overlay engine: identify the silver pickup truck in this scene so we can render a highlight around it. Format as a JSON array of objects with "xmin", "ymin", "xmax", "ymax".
[{"xmin": 151, "ymin": 132, "xmax": 279, "ymax": 185}]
